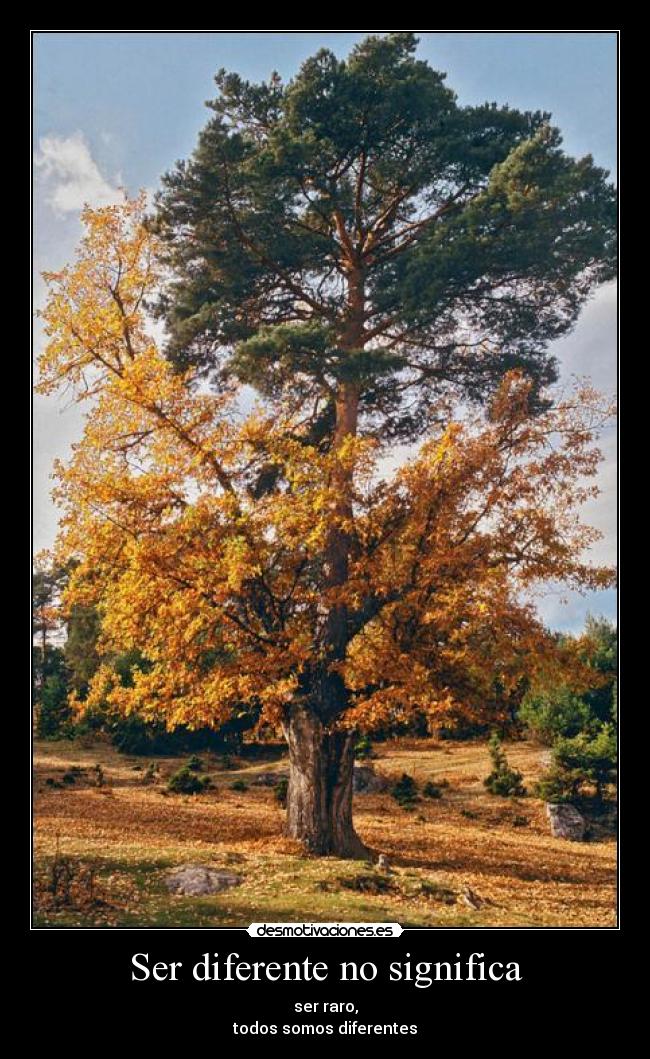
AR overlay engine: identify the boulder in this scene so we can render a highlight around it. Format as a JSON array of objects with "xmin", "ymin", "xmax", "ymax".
[
  {"xmin": 164, "ymin": 864, "xmax": 243, "ymax": 896},
  {"xmin": 353, "ymin": 765, "xmax": 390, "ymax": 793},
  {"xmin": 546, "ymin": 803, "xmax": 587, "ymax": 841}
]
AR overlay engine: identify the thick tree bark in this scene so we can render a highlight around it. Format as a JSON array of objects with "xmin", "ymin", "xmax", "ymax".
[
  {"xmin": 283, "ymin": 264, "xmax": 369, "ymax": 859},
  {"xmin": 283, "ymin": 704, "xmax": 368, "ymax": 859}
]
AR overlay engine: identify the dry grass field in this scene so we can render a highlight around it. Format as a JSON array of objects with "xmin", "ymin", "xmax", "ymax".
[{"xmin": 33, "ymin": 736, "xmax": 617, "ymax": 929}]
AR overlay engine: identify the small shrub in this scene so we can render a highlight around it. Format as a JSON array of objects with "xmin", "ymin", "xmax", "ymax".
[
  {"xmin": 62, "ymin": 771, "xmax": 76, "ymax": 785},
  {"xmin": 230, "ymin": 779, "xmax": 248, "ymax": 792},
  {"xmin": 512, "ymin": 815, "xmax": 529, "ymax": 828},
  {"xmin": 423, "ymin": 781, "xmax": 443, "ymax": 799},
  {"xmin": 390, "ymin": 773, "xmax": 419, "ymax": 809},
  {"xmin": 536, "ymin": 767, "xmax": 573, "ymax": 804},
  {"xmin": 275, "ymin": 777, "xmax": 289, "ymax": 807},
  {"xmin": 187, "ymin": 755, "xmax": 203, "ymax": 772},
  {"xmin": 483, "ymin": 732, "xmax": 526, "ymax": 797},
  {"xmin": 167, "ymin": 766, "xmax": 211, "ymax": 795},
  {"xmin": 536, "ymin": 724, "xmax": 616, "ymax": 804}
]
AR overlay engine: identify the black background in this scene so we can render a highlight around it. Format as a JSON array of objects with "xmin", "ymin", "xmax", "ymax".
[
  {"xmin": 28, "ymin": 926, "xmax": 623, "ymax": 1024},
  {"xmin": 27, "ymin": 24, "xmax": 628, "ymax": 1037}
]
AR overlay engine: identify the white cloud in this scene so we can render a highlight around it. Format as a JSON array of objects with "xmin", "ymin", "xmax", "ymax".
[
  {"xmin": 554, "ymin": 280, "xmax": 617, "ymax": 395},
  {"xmin": 34, "ymin": 131, "xmax": 124, "ymax": 215}
]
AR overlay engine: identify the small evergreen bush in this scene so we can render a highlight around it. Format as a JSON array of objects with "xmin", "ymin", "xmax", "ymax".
[
  {"xmin": 483, "ymin": 732, "xmax": 526, "ymax": 797},
  {"xmin": 390, "ymin": 773, "xmax": 419, "ymax": 809},
  {"xmin": 423, "ymin": 781, "xmax": 443, "ymax": 799},
  {"xmin": 167, "ymin": 766, "xmax": 211, "ymax": 795},
  {"xmin": 536, "ymin": 724, "xmax": 616, "ymax": 804}
]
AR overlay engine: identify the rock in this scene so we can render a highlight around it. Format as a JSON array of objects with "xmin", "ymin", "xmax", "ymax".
[
  {"xmin": 164, "ymin": 864, "xmax": 243, "ymax": 896},
  {"xmin": 353, "ymin": 765, "xmax": 375, "ymax": 792},
  {"xmin": 546, "ymin": 803, "xmax": 586, "ymax": 841},
  {"xmin": 376, "ymin": 854, "xmax": 391, "ymax": 872},
  {"xmin": 250, "ymin": 771, "xmax": 289, "ymax": 787},
  {"xmin": 353, "ymin": 765, "xmax": 390, "ymax": 793}
]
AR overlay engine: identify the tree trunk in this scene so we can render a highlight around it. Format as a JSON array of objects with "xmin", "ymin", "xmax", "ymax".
[
  {"xmin": 282, "ymin": 262, "xmax": 369, "ymax": 859},
  {"xmin": 283, "ymin": 704, "xmax": 368, "ymax": 859}
]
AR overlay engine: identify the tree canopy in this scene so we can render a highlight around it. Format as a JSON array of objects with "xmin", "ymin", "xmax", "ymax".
[
  {"xmin": 153, "ymin": 31, "xmax": 616, "ymax": 441},
  {"xmin": 38, "ymin": 200, "xmax": 614, "ymax": 737}
]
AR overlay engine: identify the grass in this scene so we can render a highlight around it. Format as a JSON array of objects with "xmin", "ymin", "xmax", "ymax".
[{"xmin": 32, "ymin": 736, "xmax": 616, "ymax": 928}]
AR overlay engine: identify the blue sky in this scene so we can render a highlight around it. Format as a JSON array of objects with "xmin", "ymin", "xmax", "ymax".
[
  {"xmin": 34, "ymin": 32, "xmax": 617, "ymax": 178},
  {"xmin": 33, "ymin": 31, "xmax": 617, "ymax": 631}
]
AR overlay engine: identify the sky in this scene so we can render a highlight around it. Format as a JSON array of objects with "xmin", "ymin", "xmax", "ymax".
[{"xmin": 32, "ymin": 31, "xmax": 618, "ymax": 632}]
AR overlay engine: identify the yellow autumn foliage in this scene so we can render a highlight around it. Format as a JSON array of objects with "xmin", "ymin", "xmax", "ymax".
[{"xmin": 37, "ymin": 199, "xmax": 615, "ymax": 734}]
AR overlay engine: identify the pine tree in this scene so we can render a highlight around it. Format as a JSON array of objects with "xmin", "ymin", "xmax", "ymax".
[
  {"xmin": 154, "ymin": 31, "xmax": 616, "ymax": 428},
  {"xmin": 151, "ymin": 34, "xmax": 615, "ymax": 852},
  {"xmin": 484, "ymin": 732, "xmax": 526, "ymax": 797}
]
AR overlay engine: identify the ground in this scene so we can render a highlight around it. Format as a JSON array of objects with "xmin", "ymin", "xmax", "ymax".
[{"xmin": 32, "ymin": 736, "xmax": 617, "ymax": 928}]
